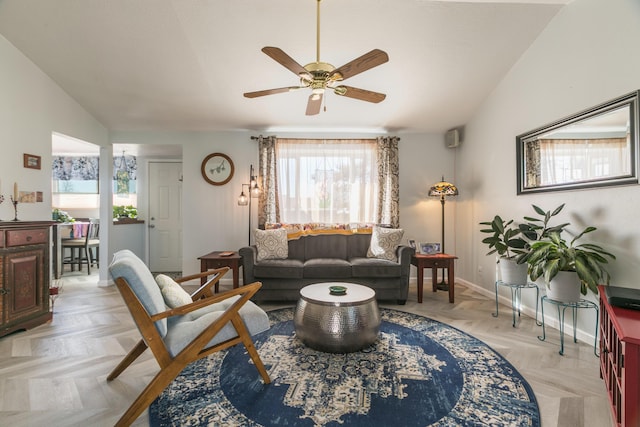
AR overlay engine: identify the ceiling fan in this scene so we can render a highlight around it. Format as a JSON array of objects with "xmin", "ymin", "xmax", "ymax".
[{"xmin": 243, "ymin": 0, "xmax": 389, "ymax": 116}]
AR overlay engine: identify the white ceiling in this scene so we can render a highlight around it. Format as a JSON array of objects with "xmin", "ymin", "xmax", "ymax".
[{"xmin": 0, "ymin": 0, "xmax": 570, "ymax": 135}]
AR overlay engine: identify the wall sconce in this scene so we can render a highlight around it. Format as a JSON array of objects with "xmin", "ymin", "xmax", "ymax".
[{"xmin": 238, "ymin": 165, "xmax": 259, "ymax": 245}]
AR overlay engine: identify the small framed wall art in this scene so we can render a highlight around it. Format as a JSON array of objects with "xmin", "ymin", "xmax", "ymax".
[
  {"xmin": 23, "ymin": 153, "xmax": 41, "ymax": 170},
  {"xmin": 201, "ymin": 152, "xmax": 234, "ymax": 186}
]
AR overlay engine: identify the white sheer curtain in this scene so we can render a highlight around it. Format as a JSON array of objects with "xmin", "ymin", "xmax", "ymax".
[
  {"xmin": 276, "ymin": 139, "xmax": 378, "ymax": 224},
  {"xmin": 539, "ymin": 138, "xmax": 629, "ymax": 185}
]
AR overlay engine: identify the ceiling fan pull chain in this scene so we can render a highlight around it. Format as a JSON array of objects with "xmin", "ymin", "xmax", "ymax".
[{"xmin": 316, "ymin": 0, "xmax": 321, "ymax": 63}]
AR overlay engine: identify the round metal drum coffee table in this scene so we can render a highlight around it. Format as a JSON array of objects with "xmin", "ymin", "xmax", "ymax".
[{"xmin": 294, "ymin": 282, "xmax": 380, "ymax": 353}]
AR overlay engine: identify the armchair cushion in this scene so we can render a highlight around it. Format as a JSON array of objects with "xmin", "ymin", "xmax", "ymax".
[
  {"xmin": 156, "ymin": 274, "xmax": 192, "ymax": 308},
  {"xmin": 109, "ymin": 249, "xmax": 168, "ymax": 337},
  {"xmin": 165, "ymin": 295, "xmax": 270, "ymax": 357}
]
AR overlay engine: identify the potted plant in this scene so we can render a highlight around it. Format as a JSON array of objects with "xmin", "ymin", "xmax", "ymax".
[
  {"xmin": 479, "ymin": 215, "xmax": 528, "ymax": 285},
  {"xmin": 518, "ymin": 204, "xmax": 569, "ymax": 246},
  {"xmin": 113, "ymin": 205, "xmax": 138, "ymax": 220},
  {"xmin": 519, "ymin": 220, "xmax": 616, "ymax": 303}
]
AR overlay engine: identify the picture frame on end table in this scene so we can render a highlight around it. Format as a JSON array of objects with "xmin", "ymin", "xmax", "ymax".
[{"xmin": 419, "ymin": 242, "xmax": 441, "ymax": 255}]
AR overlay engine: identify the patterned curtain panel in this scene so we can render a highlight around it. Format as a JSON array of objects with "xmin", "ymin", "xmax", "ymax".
[
  {"xmin": 113, "ymin": 154, "xmax": 138, "ymax": 195},
  {"xmin": 523, "ymin": 140, "xmax": 541, "ymax": 189},
  {"xmin": 257, "ymin": 135, "xmax": 279, "ymax": 228},
  {"xmin": 52, "ymin": 156, "xmax": 100, "ymax": 193},
  {"xmin": 376, "ymin": 136, "xmax": 400, "ymax": 228}
]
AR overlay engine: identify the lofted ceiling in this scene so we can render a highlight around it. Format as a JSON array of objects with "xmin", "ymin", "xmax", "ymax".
[{"xmin": 0, "ymin": 0, "xmax": 570, "ymax": 134}]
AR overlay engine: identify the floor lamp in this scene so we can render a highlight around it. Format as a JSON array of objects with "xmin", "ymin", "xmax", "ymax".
[
  {"xmin": 237, "ymin": 165, "xmax": 260, "ymax": 246},
  {"xmin": 428, "ymin": 176, "xmax": 458, "ymax": 290}
]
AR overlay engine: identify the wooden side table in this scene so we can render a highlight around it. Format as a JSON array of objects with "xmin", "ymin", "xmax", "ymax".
[
  {"xmin": 411, "ymin": 253, "xmax": 458, "ymax": 303},
  {"xmin": 197, "ymin": 251, "xmax": 242, "ymax": 292}
]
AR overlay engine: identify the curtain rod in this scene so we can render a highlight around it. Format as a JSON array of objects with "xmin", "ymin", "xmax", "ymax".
[{"xmin": 251, "ymin": 135, "xmax": 400, "ymax": 141}]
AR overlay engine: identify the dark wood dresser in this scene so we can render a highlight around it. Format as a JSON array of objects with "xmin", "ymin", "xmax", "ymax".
[
  {"xmin": 0, "ymin": 221, "xmax": 54, "ymax": 338},
  {"xmin": 599, "ymin": 285, "xmax": 640, "ymax": 426}
]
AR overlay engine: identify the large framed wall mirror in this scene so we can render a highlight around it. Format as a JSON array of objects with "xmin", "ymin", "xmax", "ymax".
[{"xmin": 517, "ymin": 90, "xmax": 639, "ymax": 194}]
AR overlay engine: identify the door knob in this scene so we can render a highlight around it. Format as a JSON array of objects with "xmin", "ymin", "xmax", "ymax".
[{"xmin": 149, "ymin": 224, "xmax": 155, "ymax": 228}]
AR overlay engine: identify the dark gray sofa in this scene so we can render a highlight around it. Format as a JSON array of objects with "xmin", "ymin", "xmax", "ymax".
[{"xmin": 239, "ymin": 233, "xmax": 414, "ymax": 304}]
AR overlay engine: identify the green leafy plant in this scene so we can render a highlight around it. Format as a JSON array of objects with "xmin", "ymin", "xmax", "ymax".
[
  {"xmin": 113, "ymin": 205, "xmax": 137, "ymax": 219},
  {"xmin": 518, "ymin": 204, "xmax": 570, "ymax": 244},
  {"xmin": 52, "ymin": 208, "xmax": 75, "ymax": 223},
  {"xmin": 479, "ymin": 216, "xmax": 527, "ymax": 260},
  {"xmin": 518, "ymin": 210, "xmax": 616, "ymax": 295}
]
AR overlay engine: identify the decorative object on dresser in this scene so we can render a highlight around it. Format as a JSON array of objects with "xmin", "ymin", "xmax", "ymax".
[
  {"xmin": 0, "ymin": 221, "xmax": 54, "ymax": 337},
  {"xmin": 599, "ymin": 285, "xmax": 640, "ymax": 426},
  {"xmin": 428, "ymin": 176, "xmax": 458, "ymax": 289}
]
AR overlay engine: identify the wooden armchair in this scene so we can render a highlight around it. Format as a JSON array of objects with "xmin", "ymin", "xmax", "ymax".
[{"xmin": 107, "ymin": 250, "xmax": 271, "ymax": 426}]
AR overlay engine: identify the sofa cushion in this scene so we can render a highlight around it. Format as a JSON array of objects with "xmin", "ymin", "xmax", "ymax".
[
  {"xmin": 287, "ymin": 237, "xmax": 306, "ymax": 261},
  {"xmin": 156, "ymin": 274, "xmax": 192, "ymax": 308},
  {"xmin": 347, "ymin": 233, "xmax": 373, "ymax": 258},
  {"xmin": 303, "ymin": 258, "xmax": 352, "ymax": 278},
  {"xmin": 254, "ymin": 259, "xmax": 304, "ymax": 279},
  {"xmin": 304, "ymin": 234, "xmax": 347, "ymax": 260},
  {"xmin": 350, "ymin": 257, "xmax": 402, "ymax": 277},
  {"xmin": 255, "ymin": 228, "xmax": 288, "ymax": 261},
  {"xmin": 367, "ymin": 226, "xmax": 404, "ymax": 262}
]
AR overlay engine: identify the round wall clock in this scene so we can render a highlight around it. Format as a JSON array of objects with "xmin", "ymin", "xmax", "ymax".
[{"xmin": 201, "ymin": 153, "xmax": 234, "ymax": 186}]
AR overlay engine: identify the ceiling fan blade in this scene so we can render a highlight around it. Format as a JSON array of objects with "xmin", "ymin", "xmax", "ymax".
[
  {"xmin": 329, "ymin": 49, "xmax": 389, "ymax": 81},
  {"xmin": 262, "ymin": 46, "xmax": 310, "ymax": 78},
  {"xmin": 334, "ymin": 86, "xmax": 386, "ymax": 103},
  {"xmin": 244, "ymin": 86, "xmax": 301, "ymax": 98},
  {"xmin": 305, "ymin": 93, "xmax": 323, "ymax": 116}
]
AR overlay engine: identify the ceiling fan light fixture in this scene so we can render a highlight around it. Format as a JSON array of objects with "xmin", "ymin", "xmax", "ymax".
[{"xmin": 243, "ymin": 0, "xmax": 389, "ymax": 113}]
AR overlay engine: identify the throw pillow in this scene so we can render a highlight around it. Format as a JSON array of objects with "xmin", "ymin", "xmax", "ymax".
[
  {"xmin": 156, "ymin": 274, "xmax": 192, "ymax": 308},
  {"xmin": 367, "ymin": 226, "xmax": 404, "ymax": 261},
  {"xmin": 255, "ymin": 228, "xmax": 288, "ymax": 261}
]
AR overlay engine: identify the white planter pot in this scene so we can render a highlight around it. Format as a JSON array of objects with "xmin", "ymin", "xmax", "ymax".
[
  {"xmin": 498, "ymin": 258, "xmax": 528, "ymax": 285},
  {"xmin": 547, "ymin": 271, "xmax": 581, "ymax": 303}
]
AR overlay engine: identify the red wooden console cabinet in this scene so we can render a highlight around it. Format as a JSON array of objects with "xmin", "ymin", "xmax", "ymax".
[{"xmin": 599, "ymin": 285, "xmax": 640, "ymax": 426}]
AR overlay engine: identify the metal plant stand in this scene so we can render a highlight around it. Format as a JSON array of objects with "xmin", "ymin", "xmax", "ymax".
[
  {"xmin": 538, "ymin": 295, "xmax": 599, "ymax": 356},
  {"xmin": 493, "ymin": 280, "xmax": 541, "ymax": 327}
]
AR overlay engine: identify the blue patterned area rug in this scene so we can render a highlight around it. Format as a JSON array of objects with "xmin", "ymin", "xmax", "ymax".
[{"xmin": 149, "ymin": 307, "xmax": 540, "ymax": 426}]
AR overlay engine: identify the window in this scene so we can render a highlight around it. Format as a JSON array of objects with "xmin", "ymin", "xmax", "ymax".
[{"xmin": 276, "ymin": 139, "xmax": 377, "ymax": 224}]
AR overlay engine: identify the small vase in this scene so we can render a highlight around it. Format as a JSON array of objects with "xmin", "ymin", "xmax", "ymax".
[
  {"xmin": 547, "ymin": 271, "xmax": 581, "ymax": 303},
  {"xmin": 498, "ymin": 258, "xmax": 528, "ymax": 285}
]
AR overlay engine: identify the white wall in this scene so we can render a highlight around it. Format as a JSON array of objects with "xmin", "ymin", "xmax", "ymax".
[
  {"xmin": 456, "ymin": 0, "xmax": 640, "ymax": 338},
  {"xmin": 0, "ymin": 34, "xmax": 109, "ymax": 220},
  {"xmin": 0, "ymin": 34, "xmax": 111, "ymax": 281}
]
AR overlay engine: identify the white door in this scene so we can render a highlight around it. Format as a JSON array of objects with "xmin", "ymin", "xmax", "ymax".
[{"xmin": 148, "ymin": 162, "xmax": 182, "ymax": 272}]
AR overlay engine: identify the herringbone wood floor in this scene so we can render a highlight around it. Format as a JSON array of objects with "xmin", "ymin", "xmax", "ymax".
[{"xmin": 0, "ymin": 270, "xmax": 613, "ymax": 426}]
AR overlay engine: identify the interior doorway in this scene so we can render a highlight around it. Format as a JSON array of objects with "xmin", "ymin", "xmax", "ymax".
[{"xmin": 148, "ymin": 161, "xmax": 183, "ymax": 272}]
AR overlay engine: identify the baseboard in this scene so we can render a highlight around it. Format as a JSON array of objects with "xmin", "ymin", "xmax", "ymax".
[{"xmin": 454, "ymin": 277, "xmax": 598, "ymax": 346}]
